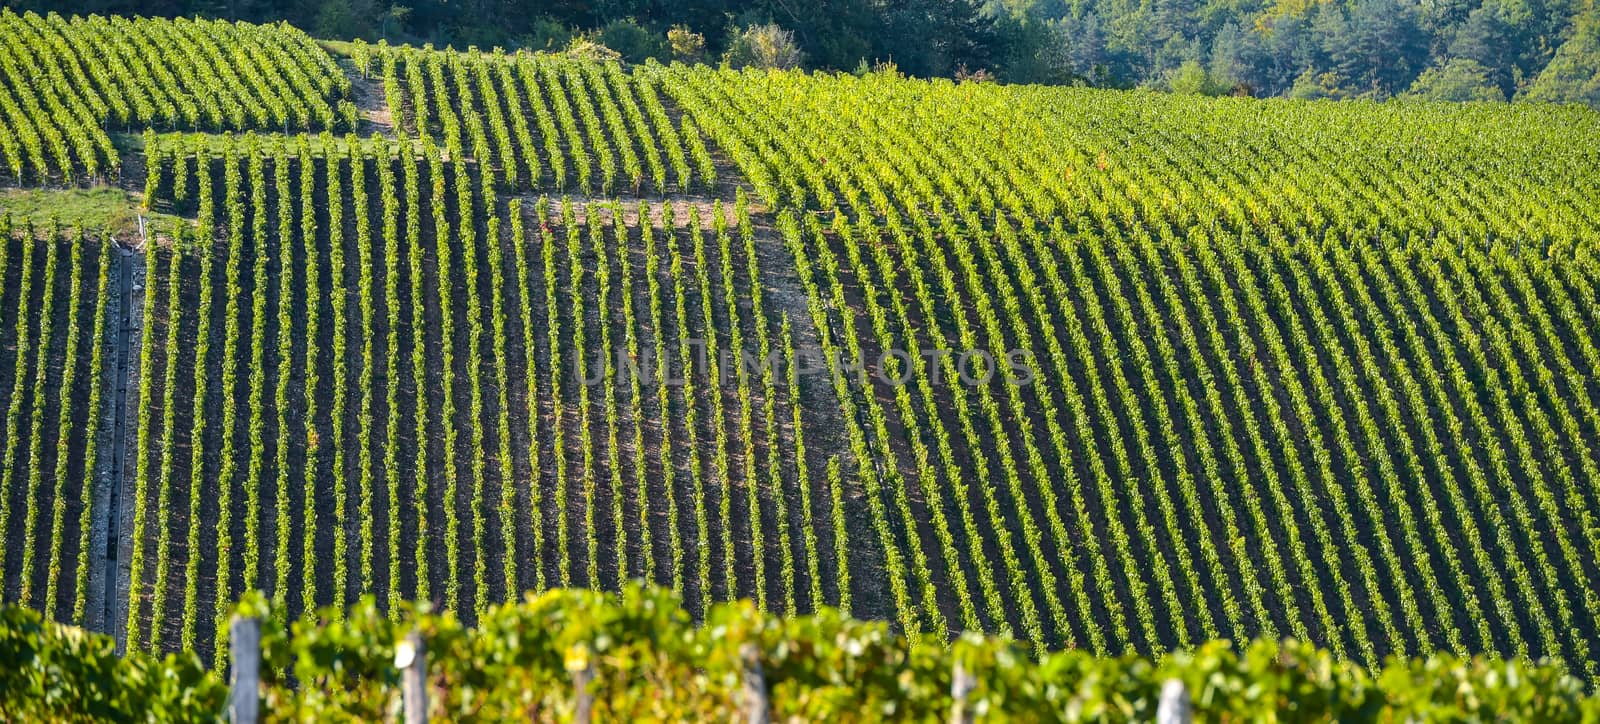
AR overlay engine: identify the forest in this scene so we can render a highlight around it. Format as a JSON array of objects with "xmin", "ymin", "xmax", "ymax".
[{"xmin": 11, "ymin": 0, "xmax": 1598, "ymax": 104}]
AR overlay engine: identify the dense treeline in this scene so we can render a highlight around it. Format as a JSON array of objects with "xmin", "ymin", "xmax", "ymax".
[
  {"xmin": 9, "ymin": 0, "xmax": 1600, "ymax": 104},
  {"xmin": 2, "ymin": 0, "xmax": 1002, "ymax": 78},
  {"xmin": 999, "ymin": 0, "xmax": 1600, "ymax": 103}
]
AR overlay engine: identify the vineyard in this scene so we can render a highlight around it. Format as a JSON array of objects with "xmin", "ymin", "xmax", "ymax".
[
  {"xmin": 361, "ymin": 43, "xmax": 718, "ymax": 195},
  {"xmin": 660, "ymin": 65, "xmax": 1600, "ymax": 252},
  {"xmin": 0, "ymin": 220, "xmax": 121, "ymax": 634},
  {"xmin": 116, "ymin": 133, "xmax": 845, "ymax": 663},
  {"xmin": 3, "ymin": 8, "xmax": 1600, "ymax": 693},
  {"xmin": 0, "ymin": 9, "xmax": 351, "ymax": 184}
]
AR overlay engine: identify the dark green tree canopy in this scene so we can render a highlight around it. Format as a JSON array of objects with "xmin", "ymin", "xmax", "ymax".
[{"xmin": 8, "ymin": 0, "xmax": 1597, "ymax": 103}]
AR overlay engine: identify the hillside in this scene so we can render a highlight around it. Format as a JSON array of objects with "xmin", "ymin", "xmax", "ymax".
[{"xmin": 3, "ymin": 8, "xmax": 1600, "ymax": 690}]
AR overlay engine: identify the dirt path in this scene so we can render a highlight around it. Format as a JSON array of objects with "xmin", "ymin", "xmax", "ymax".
[
  {"xmin": 94, "ymin": 246, "xmax": 138, "ymax": 651},
  {"xmin": 345, "ymin": 61, "xmax": 396, "ymax": 138}
]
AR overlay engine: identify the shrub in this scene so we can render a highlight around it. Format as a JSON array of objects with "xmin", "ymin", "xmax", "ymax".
[
  {"xmin": 1166, "ymin": 59, "xmax": 1232, "ymax": 96},
  {"xmin": 3, "ymin": 589, "xmax": 1599, "ymax": 720},
  {"xmin": 0, "ymin": 605, "xmax": 224, "ymax": 720},
  {"xmin": 598, "ymin": 18, "xmax": 668, "ymax": 64},
  {"xmin": 520, "ymin": 17, "xmax": 572, "ymax": 52},
  {"xmin": 668, "ymin": 24, "xmax": 707, "ymax": 63},
  {"xmin": 723, "ymin": 24, "xmax": 805, "ymax": 70},
  {"xmin": 563, "ymin": 34, "xmax": 623, "ymax": 63},
  {"xmin": 1408, "ymin": 58, "xmax": 1507, "ymax": 102}
]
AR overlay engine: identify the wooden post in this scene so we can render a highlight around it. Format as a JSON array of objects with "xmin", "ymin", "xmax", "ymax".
[
  {"xmin": 949, "ymin": 661, "xmax": 977, "ymax": 724},
  {"xmin": 228, "ymin": 616, "xmax": 260, "ymax": 724},
  {"xmin": 740, "ymin": 642, "xmax": 769, "ymax": 724},
  {"xmin": 1156, "ymin": 679, "xmax": 1192, "ymax": 724},
  {"xmin": 397, "ymin": 630, "xmax": 428, "ymax": 724},
  {"xmin": 573, "ymin": 661, "xmax": 596, "ymax": 724}
]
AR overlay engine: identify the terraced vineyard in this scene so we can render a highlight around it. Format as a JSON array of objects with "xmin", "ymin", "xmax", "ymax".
[
  {"xmin": 366, "ymin": 44, "xmax": 714, "ymax": 195},
  {"xmin": 0, "ymin": 9, "xmax": 351, "ymax": 184},
  {"xmin": 3, "ymin": 10, "xmax": 1600, "ymax": 685},
  {"xmin": 118, "ymin": 134, "xmax": 843, "ymax": 661},
  {"xmin": 0, "ymin": 221, "xmax": 122, "ymax": 631}
]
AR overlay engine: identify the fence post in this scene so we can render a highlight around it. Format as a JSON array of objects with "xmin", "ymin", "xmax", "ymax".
[
  {"xmin": 573, "ymin": 661, "xmax": 596, "ymax": 724},
  {"xmin": 229, "ymin": 616, "xmax": 260, "ymax": 724},
  {"xmin": 949, "ymin": 661, "xmax": 977, "ymax": 724},
  {"xmin": 1157, "ymin": 679, "xmax": 1192, "ymax": 724},
  {"xmin": 397, "ymin": 630, "xmax": 428, "ymax": 724},
  {"xmin": 740, "ymin": 642, "xmax": 770, "ymax": 724}
]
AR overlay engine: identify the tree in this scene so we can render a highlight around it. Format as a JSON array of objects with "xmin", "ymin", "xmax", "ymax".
[
  {"xmin": 521, "ymin": 17, "xmax": 574, "ymax": 51},
  {"xmin": 1523, "ymin": 7, "xmax": 1600, "ymax": 106},
  {"xmin": 1209, "ymin": 21, "xmax": 1264, "ymax": 93},
  {"xmin": 313, "ymin": 0, "xmax": 377, "ymax": 39},
  {"xmin": 378, "ymin": 5, "xmax": 412, "ymax": 41},
  {"xmin": 723, "ymin": 0, "xmax": 876, "ymax": 70},
  {"xmin": 1408, "ymin": 57, "xmax": 1507, "ymax": 100},
  {"xmin": 1054, "ymin": 11, "xmax": 1116, "ymax": 83},
  {"xmin": 668, "ymin": 24, "xmax": 707, "ymax": 61},
  {"xmin": 723, "ymin": 23, "xmax": 806, "ymax": 69},
  {"xmin": 1323, "ymin": 0, "xmax": 1431, "ymax": 96},
  {"xmin": 1250, "ymin": 12, "xmax": 1324, "ymax": 95},
  {"xmin": 875, "ymin": 0, "xmax": 1001, "ymax": 77},
  {"xmin": 1448, "ymin": 5, "xmax": 1518, "ymax": 96},
  {"xmin": 565, "ymin": 34, "xmax": 625, "ymax": 61},
  {"xmin": 598, "ymin": 18, "xmax": 668, "ymax": 62},
  {"xmin": 994, "ymin": 13, "xmax": 1108, "ymax": 84},
  {"xmin": 1288, "ymin": 68, "xmax": 1352, "ymax": 99},
  {"xmin": 1166, "ymin": 58, "xmax": 1231, "ymax": 94}
]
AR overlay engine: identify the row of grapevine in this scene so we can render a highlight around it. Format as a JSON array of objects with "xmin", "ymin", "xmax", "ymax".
[
  {"xmin": 654, "ymin": 64, "xmax": 1600, "ymax": 256},
  {"xmin": 370, "ymin": 45, "xmax": 708, "ymax": 195},
  {"xmin": 13, "ymin": 585, "xmax": 1600, "ymax": 722},
  {"xmin": 0, "ymin": 24, "xmax": 117, "ymax": 183},
  {"xmin": 0, "ymin": 222, "xmax": 119, "ymax": 628}
]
